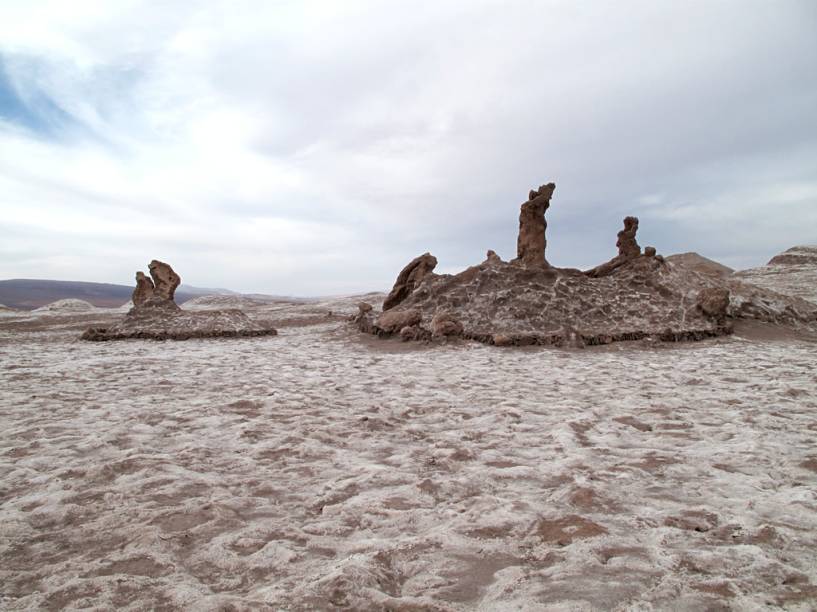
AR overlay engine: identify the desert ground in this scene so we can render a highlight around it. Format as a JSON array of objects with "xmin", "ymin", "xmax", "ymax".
[{"xmin": 1, "ymin": 295, "xmax": 817, "ymax": 610}]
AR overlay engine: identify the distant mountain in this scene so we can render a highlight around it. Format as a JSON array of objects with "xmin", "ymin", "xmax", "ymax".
[{"xmin": 0, "ymin": 279, "xmax": 235, "ymax": 310}]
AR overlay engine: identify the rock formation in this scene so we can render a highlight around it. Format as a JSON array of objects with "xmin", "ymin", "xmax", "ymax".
[
  {"xmin": 617, "ymin": 216, "xmax": 641, "ymax": 258},
  {"xmin": 586, "ymin": 216, "xmax": 645, "ymax": 278},
  {"xmin": 132, "ymin": 272, "xmax": 155, "ymax": 306},
  {"xmin": 357, "ymin": 181, "xmax": 817, "ymax": 347},
  {"xmin": 382, "ymin": 253, "xmax": 438, "ymax": 311},
  {"xmin": 148, "ymin": 259, "xmax": 181, "ymax": 302},
  {"xmin": 515, "ymin": 183, "xmax": 555, "ymax": 266},
  {"xmin": 82, "ymin": 260, "xmax": 277, "ymax": 341}
]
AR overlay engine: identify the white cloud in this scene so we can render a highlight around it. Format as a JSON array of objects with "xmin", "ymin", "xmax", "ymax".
[{"xmin": 0, "ymin": 0, "xmax": 815, "ymax": 293}]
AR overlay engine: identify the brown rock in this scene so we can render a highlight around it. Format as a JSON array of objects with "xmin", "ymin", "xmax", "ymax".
[
  {"xmin": 132, "ymin": 271, "xmax": 155, "ymax": 306},
  {"xmin": 644, "ymin": 246, "xmax": 657, "ymax": 257},
  {"xmin": 148, "ymin": 260, "xmax": 181, "ymax": 302},
  {"xmin": 353, "ymin": 302, "xmax": 376, "ymax": 334},
  {"xmin": 383, "ymin": 253, "xmax": 438, "ymax": 311},
  {"xmin": 585, "ymin": 216, "xmax": 643, "ymax": 278},
  {"xmin": 399, "ymin": 325, "xmax": 426, "ymax": 342},
  {"xmin": 431, "ymin": 312, "xmax": 463, "ymax": 337},
  {"xmin": 617, "ymin": 216, "xmax": 641, "ymax": 258},
  {"xmin": 376, "ymin": 308, "xmax": 422, "ymax": 334},
  {"xmin": 485, "ymin": 250, "xmax": 502, "ymax": 264},
  {"xmin": 697, "ymin": 287, "xmax": 730, "ymax": 319},
  {"xmin": 493, "ymin": 334, "xmax": 513, "ymax": 346},
  {"xmin": 516, "ymin": 183, "xmax": 555, "ymax": 266}
]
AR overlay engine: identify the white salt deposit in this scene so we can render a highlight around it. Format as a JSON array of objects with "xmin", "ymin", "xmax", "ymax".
[{"xmin": 1, "ymin": 302, "xmax": 816, "ymax": 609}]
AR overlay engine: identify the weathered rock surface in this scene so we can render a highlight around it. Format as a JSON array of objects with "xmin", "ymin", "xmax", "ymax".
[
  {"xmin": 383, "ymin": 253, "xmax": 438, "ymax": 311},
  {"xmin": 696, "ymin": 287, "xmax": 730, "ymax": 320},
  {"xmin": 368, "ymin": 256, "xmax": 734, "ymax": 346},
  {"xmin": 375, "ymin": 308, "xmax": 422, "ymax": 334},
  {"xmin": 132, "ymin": 271, "xmax": 155, "ymax": 306},
  {"xmin": 148, "ymin": 259, "xmax": 181, "ymax": 302},
  {"xmin": 515, "ymin": 183, "xmax": 555, "ymax": 266}
]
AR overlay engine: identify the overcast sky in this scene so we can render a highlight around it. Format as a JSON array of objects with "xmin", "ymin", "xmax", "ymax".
[{"xmin": 1, "ymin": 1, "xmax": 815, "ymax": 295}]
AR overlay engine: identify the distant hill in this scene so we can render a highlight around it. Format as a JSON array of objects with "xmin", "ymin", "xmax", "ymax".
[
  {"xmin": 664, "ymin": 252, "xmax": 734, "ymax": 278},
  {"xmin": 0, "ymin": 279, "xmax": 234, "ymax": 310},
  {"xmin": 734, "ymin": 245, "xmax": 817, "ymax": 304}
]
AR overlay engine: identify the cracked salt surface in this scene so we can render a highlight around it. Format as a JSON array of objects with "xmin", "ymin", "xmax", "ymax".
[{"xmin": 1, "ymin": 305, "xmax": 817, "ymax": 610}]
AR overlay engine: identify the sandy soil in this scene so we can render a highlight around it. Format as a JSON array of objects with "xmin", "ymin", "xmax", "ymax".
[{"xmin": 1, "ymin": 301, "xmax": 817, "ymax": 610}]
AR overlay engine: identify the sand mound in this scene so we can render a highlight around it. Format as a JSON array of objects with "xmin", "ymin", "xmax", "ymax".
[
  {"xmin": 182, "ymin": 294, "xmax": 268, "ymax": 310},
  {"xmin": 82, "ymin": 301, "xmax": 278, "ymax": 341},
  {"xmin": 665, "ymin": 252, "xmax": 734, "ymax": 278},
  {"xmin": 33, "ymin": 299, "xmax": 97, "ymax": 314},
  {"xmin": 735, "ymin": 246, "xmax": 817, "ymax": 304}
]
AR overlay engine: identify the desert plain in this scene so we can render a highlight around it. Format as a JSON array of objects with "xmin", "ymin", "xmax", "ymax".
[{"xmin": 1, "ymin": 271, "xmax": 816, "ymax": 612}]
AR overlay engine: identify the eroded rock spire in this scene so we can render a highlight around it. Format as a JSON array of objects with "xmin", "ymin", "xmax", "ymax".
[{"xmin": 516, "ymin": 183, "xmax": 555, "ymax": 266}]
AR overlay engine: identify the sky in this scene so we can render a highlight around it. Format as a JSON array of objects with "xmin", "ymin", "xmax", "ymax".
[{"xmin": 0, "ymin": 1, "xmax": 815, "ymax": 295}]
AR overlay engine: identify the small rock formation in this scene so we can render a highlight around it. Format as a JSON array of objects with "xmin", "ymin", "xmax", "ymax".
[
  {"xmin": 148, "ymin": 259, "xmax": 181, "ymax": 302},
  {"xmin": 82, "ymin": 260, "xmax": 277, "ymax": 341},
  {"xmin": 353, "ymin": 302, "xmax": 376, "ymax": 334},
  {"xmin": 383, "ymin": 253, "xmax": 438, "ymax": 311},
  {"xmin": 485, "ymin": 250, "xmax": 502, "ymax": 264},
  {"xmin": 617, "ymin": 216, "xmax": 641, "ymax": 258},
  {"xmin": 515, "ymin": 183, "xmax": 555, "ymax": 266},
  {"xmin": 586, "ymin": 216, "xmax": 646, "ymax": 278},
  {"xmin": 132, "ymin": 271, "xmax": 155, "ymax": 306}
]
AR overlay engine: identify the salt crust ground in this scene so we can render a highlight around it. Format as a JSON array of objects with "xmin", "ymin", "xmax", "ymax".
[{"xmin": 1, "ymin": 298, "xmax": 817, "ymax": 610}]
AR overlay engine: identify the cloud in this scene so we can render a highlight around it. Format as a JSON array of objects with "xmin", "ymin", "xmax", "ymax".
[{"xmin": 0, "ymin": 0, "xmax": 815, "ymax": 294}]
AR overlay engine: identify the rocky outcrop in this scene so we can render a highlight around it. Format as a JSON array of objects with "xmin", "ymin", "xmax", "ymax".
[
  {"xmin": 148, "ymin": 260, "xmax": 181, "ymax": 302},
  {"xmin": 357, "ymin": 181, "xmax": 817, "ymax": 347},
  {"xmin": 515, "ymin": 183, "xmax": 555, "ymax": 266},
  {"xmin": 82, "ymin": 260, "xmax": 277, "ymax": 341},
  {"xmin": 132, "ymin": 272, "xmax": 155, "ymax": 306},
  {"xmin": 382, "ymin": 253, "xmax": 438, "ymax": 311}
]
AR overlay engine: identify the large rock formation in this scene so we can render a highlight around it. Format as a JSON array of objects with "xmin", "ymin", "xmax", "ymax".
[
  {"xmin": 515, "ymin": 183, "xmax": 555, "ymax": 266},
  {"xmin": 382, "ymin": 253, "xmax": 438, "ymax": 311},
  {"xmin": 82, "ymin": 260, "xmax": 277, "ymax": 341},
  {"xmin": 358, "ymin": 182, "xmax": 817, "ymax": 346}
]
